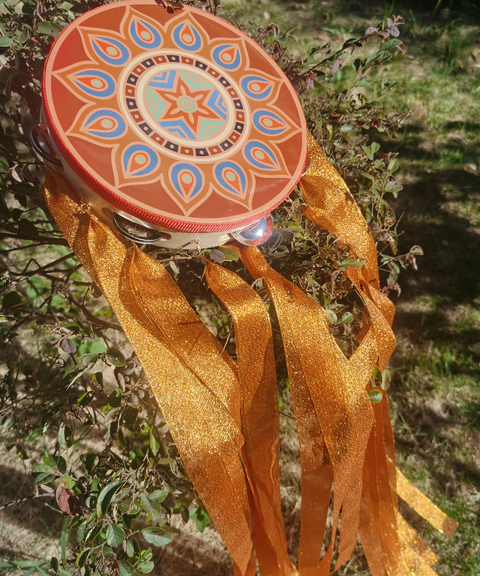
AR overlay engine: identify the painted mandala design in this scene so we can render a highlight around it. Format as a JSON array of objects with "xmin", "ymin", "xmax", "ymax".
[{"xmin": 44, "ymin": 1, "xmax": 306, "ymax": 229}]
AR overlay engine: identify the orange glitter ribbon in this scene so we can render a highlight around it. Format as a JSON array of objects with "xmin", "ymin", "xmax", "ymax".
[{"xmin": 44, "ymin": 128, "xmax": 458, "ymax": 576}]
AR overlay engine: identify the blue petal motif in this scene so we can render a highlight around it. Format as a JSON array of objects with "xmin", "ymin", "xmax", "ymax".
[
  {"xmin": 252, "ymin": 110, "xmax": 287, "ymax": 136},
  {"xmin": 212, "ymin": 44, "xmax": 241, "ymax": 71},
  {"xmin": 214, "ymin": 162, "xmax": 247, "ymax": 196},
  {"xmin": 172, "ymin": 22, "xmax": 202, "ymax": 52},
  {"xmin": 72, "ymin": 70, "xmax": 116, "ymax": 98},
  {"xmin": 91, "ymin": 36, "xmax": 130, "ymax": 66},
  {"xmin": 240, "ymin": 76, "xmax": 273, "ymax": 100},
  {"xmin": 171, "ymin": 163, "xmax": 203, "ymax": 199},
  {"xmin": 129, "ymin": 18, "xmax": 162, "ymax": 49},
  {"xmin": 122, "ymin": 144, "xmax": 158, "ymax": 177},
  {"xmin": 244, "ymin": 141, "xmax": 279, "ymax": 170},
  {"xmin": 83, "ymin": 110, "xmax": 126, "ymax": 138}
]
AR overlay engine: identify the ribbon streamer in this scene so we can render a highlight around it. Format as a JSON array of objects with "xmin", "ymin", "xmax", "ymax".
[
  {"xmin": 44, "ymin": 125, "xmax": 458, "ymax": 576},
  {"xmin": 44, "ymin": 171, "xmax": 255, "ymax": 574}
]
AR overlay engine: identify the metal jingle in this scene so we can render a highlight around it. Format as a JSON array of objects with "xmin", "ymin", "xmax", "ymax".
[
  {"xmin": 30, "ymin": 123, "xmax": 63, "ymax": 167},
  {"xmin": 113, "ymin": 213, "xmax": 164, "ymax": 244},
  {"xmin": 232, "ymin": 214, "xmax": 273, "ymax": 246}
]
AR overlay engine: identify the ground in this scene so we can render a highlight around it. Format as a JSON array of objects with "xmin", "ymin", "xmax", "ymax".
[{"xmin": 1, "ymin": 0, "xmax": 480, "ymax": 574}]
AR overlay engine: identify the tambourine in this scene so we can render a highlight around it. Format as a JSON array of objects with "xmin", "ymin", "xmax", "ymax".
[{"xmin": 35, "ymin": 0, "xmax": 308, "ymax": 249}]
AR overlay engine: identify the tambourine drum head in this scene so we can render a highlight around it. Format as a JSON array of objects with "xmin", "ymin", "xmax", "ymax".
[{"xmin": 43, "ymin": 0, "xmax": 307, "ymax": 234}]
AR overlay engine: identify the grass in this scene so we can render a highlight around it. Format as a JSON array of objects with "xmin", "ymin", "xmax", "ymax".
[
  {"xmin": 221, "ymin": 0, "xmax": 480, "ymax": 573},
  {"xmin": 1, "ymin": 0, "xmax": 480, "ymax": 574}
]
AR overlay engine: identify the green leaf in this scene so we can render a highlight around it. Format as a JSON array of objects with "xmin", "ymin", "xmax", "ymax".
[
  {"xmin": 57, "ymin": 456, "xmax": 67, "ymax": 474},
  {"xmin": 141, "ymin": 494, "xmax": 161, "ymax": 522},
  {"xmin": 362, "ymin": 145, "xmax": 373, "ymax": 161},
  {"xmin": 0, "ymin": 37, "xmax": 13, "ymax": 48},
  {"xmin": 44, "ymin": 456, "xmax": 56, "ymax": 468},
  {"xmin": 148, "ymin": 490, "xmax": 168, "ymax": 503},
  {"xmin": 138, "ymin": 562, "xmax": 154, "ymax": 574},
  {"xmin": 118, "ymin": 561, "xmax": 135, "ymax": 576},
  {"xmin": 58, "ymin": 424, "xmax": 74, "ymax": 450},
  {"xmin": 103, "ymin": 547, "xmax": 113, "ymax": 559},
  {"xmin": 96, "ymin": 479, "xmax": 123, "ymax": 518},
  {"xmin": 218, "ymin": 247, "xmax": 239, "ymax": 261},
  {"xmin": 370, "ymin": 142, "xmax": 380, "ymax": 155},
  {"xmin": 361, "ymin": 172, "xmax": 374, "ymax": 181},
  {"xmin": 37, "ymin": 21, "xmax": 63, "ymax": 38},
  {"xmin": 92, "ymin": 372, "xmax": 103, "ymax": 387},
  {"xmin": 381, "ymin": 369, "xmax": 391, "ymax": 391},
  {"xmin": 106, "ymin": 347, "xmax": 125, "ymax": 367},
  {"xmin": 382, "ymin": 38, "xmax": 402, "ymax": 50},
  {"xmin": 194, "ymin": 507, "xmax": 211, "ymax": 533},
  {"xmin": 106, "ymin": 388, "xmax": 122, "ymax": 408},
  {"xmin": 106, "ymin": 524, "xmax": 125, "ymax": 547},
  {"xmin": 141, "ymin": 527, "xmax": 171, "ymax": 547},
  {"xmin": 126, "ymin": 539, "xmax": 135, "ymax": 558},
  {"xmin": 340, "ymin": 124, "xmax": 354, "ymax": 133},
  {"xmin": 325, "ymin": 309, "xmax": 337, "ymax": 324},
  {"xmin": 78, "ymin": 391, "xmax": 95, "ymax": 407},
  {"xmin": 80, "ymin": 452, "xmax": 97, "ymax": 474},
  {"xmin": 149, "ymin": 432, "xmax": 159, "ymax": 456},
  {"xmin": 75, "ymin": 548, "xmax": 90, "ymax": 568},
  {"xmin": 368, "ymin": 390, "xmax": 383, "ymax": 403},
  {"xmin": 384, "ymin": 181, "xmax": 403, "ymax": 197},
  {"xmin": 2, "ymin": 291, "xmax": 24, "ymax": 309},
  {"xmin": 387, "ymin": 159, "xmax": 399, "ymax": 173},
  {"xmin": 15, "ymin": 443, "xmax": 29, "ymax": 460},
  {"xmin": 339, "ymin": 312, "xmax": 353, "ymax": 324},
  {"xmin": 32, "ymin": 463, "xmax": 56, "ymax": 484}
]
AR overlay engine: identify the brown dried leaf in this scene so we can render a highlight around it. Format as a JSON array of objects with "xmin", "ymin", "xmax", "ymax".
[
  {"xmin": 56, "ymin": 482, "xmax": 83, "ymax": 515},
  {"xmin": 331, "ymin": 58, "xmax": 344, "ymax": 74},
  {"xmin": 60, "ymin": 338, "xmax": 76, "ymax": 354},
  {"xmin": 386, "ymin": 25, "xmax": 400, "ymax": 37}
]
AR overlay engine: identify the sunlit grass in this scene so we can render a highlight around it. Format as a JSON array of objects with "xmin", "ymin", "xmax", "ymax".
[{"xmin": 218, "ymin": 2, "xmax": 480, "ymax": 574}]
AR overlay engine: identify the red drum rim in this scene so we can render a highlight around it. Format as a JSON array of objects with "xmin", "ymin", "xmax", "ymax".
[{"xmin": 43, "ymin": 0, "xmax": 308, "ymax": 234}]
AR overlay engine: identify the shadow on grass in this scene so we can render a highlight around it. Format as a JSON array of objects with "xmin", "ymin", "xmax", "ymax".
[{"xmin": 0, "ymin": 463, "xmax": 63, "ymax": 561}]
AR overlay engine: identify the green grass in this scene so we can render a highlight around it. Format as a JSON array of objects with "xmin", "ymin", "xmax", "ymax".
[{"xmin": 220, "ymin": 1, "xmax": 480, "ymax": 573}]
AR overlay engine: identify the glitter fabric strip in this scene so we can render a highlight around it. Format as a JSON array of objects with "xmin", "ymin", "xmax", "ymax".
[
  {"xmin": 237, "ymin": 245, "xmax": 378, "ymax": 574},
  {"xmin": 206, "ymin": 260, "xmax": 293, "ymax": 576},
  {"xmin": 396, "ymin": 468, "xmax": 459, "ymax": 538},
  {"xmin": 44, "ymin": 170, "xmax": 254, "ymax": 574},
  {"xmin": 300, "ymin": 137, "xmax": 458, "ymax": 575},
  {"xmin": 300, "ymin": 133, "xmax": 379, "ymax": 288},
  {"xmin": 44, "ymin": 125, "xmax": 460, "ymax": 576}
]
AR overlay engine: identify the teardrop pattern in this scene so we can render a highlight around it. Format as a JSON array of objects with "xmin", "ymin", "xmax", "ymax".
[
  {"xmin": 129, "ymin": 17, "xmax": 162, "ymax": 49},
  {"xmin": 244, "ymin": 142, "xmax": 279, "ymax": 170},
  {"xmin": 72, "ymin": 70, "xmax": 116, "ymax": 98},
  {"xmin": 212, "ymin": 44, "xmax": 241, "ymax": 70},
  {"xmin": 172, "ymin": 22, "xmax": 202, "ymax": 52},
  {"xmin": 253, "ymin": 110, "xmax": 288, "ymax": 136},
  {"xmin": 91, "ymin": 35, "xmax": 130, "ymax": 66},
  {"xmin": 240, "ymin": 76, "xmax": 273, "ymax": 100},
  {"xmin": 171, "ymin": 163, "xmax": 204, "ymax": 200},
  {"xmin": 83, "ymin": 110, "xmax": 126, "ymax": 138},
  {"xmin": 122, "ymin": 144, "xmax": 159, "ymax": 178},
  {"xmin": 214, "ymin": 161, "xmax": 247, "ymax": 197},
  {"xmin": 49, "ymin": 3, "xmax": 306, "ymax": 220}
]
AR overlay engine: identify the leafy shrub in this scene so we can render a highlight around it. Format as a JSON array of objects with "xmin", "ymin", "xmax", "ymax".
[{"xmin": 0, "ymin": 0, "xmax": 419, "ymax": 573}]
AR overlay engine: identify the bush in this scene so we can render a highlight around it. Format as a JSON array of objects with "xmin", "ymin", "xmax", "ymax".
[{"xmin": 0, "ymin": 0, "xmax": 418, "ymax": 573}]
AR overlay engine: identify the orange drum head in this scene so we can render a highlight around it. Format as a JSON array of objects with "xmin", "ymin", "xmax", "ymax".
[{"xmin": 43, "ymin": 0, "xmax": 307, "ymax": 233}]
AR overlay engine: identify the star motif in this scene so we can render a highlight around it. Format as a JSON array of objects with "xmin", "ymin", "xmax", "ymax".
[{"xmin": 153, "ymin": 74, "xmax": 223, "ymax": 137}]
